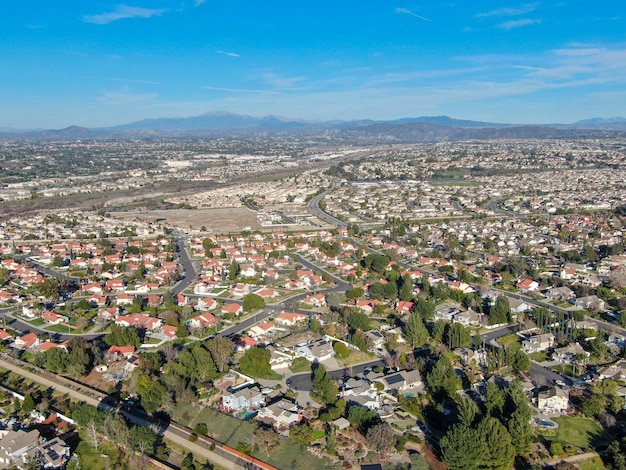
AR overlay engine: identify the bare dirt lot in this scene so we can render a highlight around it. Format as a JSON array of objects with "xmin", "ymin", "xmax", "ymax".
[{"xmin": 113, "ymin": 207, "xmax": 262, "ymax": 233}]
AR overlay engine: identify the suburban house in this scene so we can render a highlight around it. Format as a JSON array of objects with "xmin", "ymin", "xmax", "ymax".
[
  {"xmin": 553, "ymin": 343, "xmax": 590, "ymax": 363},
  {"xmin": 575, "ymin": 295, "xmax": 606, "ymax": 312},
  {"xmin": 516, "ymin": 279, "xmax": 540, "ymax": 292},
  {"xmin": 295, "ymin": 338, "xmax": 334, "ymax": 362},
  {"xmin": 364, "ymin": 330, "xmax": 385, "ymax": 350},
  {"xmin": 522, "ymin": 333, "xmax": 555, "ymax": 354},
  {"xmin": 41, "ymin": 310, "xmax": 68, "ymax": 325},
  {"xmin": 275, "ymin": 312, "xmax": 307, "ymax": 327},
  {"xmin": 545, "ymin": 286, "xmax": 576, "ymax": 301},
  {"xmin": 13, "ymin": 333, "xmax": 40, "ymax": 349},
  {"xmin": 341, "ymin": 378, "xmax": 380, "ymax": 410},
  {"xmin": 303, "ymin": 293, "xmax": 326, "ymax": 307},
  {"xmin": 196, "ymin": 297, "xmax": 217, "ymax": 311},
  {"xmin": 187, "ymin": 312, "xmax": 218, "ymax": 330},
  {"xmin": 115, "ymin": 313, "xmax": 162, "ymax": 330},
  {"xmin": 536, "ymin": 386, "xmax": 569, "ymax": 413},
  {"xmin": 248, "ymin": 322, "xmax": 277, "ymax": 340},
  {"xmin": 105, "ymin": 345, "xmax": 136, "ymax": 361},
  {"xmin": 221, "ymin": 303, "xmax": 243, "ymax": 316},
  {"xmin": 256, "ymin": 399, "xmax": 302, "ymax": 431},
  {"xmin": 374, "ymin": 369, "xmax": 424, "ymax": 395},
  {"xmin": 221, "ymin": 385, "xmax": 265, "ymax": 413},
  {"xmin": 0, "ymin": 429, "xmax": 70, "ymax": 469}
]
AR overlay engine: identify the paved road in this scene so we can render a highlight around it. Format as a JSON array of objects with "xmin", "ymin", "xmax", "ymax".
[
  {"xmin": 288, "ymin": 358, "xmax": 386, "ymax": 391},
  {"xmin": 306, "ymin": 185, "xmax": 347, "ymax": 229},
  {"xmin": 172, "ymin": 237, "xmax": 197, "ymax": 296}
]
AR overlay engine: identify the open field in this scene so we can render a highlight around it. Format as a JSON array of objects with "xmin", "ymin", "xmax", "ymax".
[{"xmin": 112, "ymin": 207, "xmax": 261, "ymax": 233}]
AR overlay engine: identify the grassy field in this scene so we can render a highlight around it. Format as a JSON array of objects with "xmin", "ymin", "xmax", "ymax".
[
  {"xmin": 577, "ymin": 456, "xmax": 607, "ymax": 470},
  {"xmin": 551, "ymin": 416, "xmax": 609, "ymax": 450}
]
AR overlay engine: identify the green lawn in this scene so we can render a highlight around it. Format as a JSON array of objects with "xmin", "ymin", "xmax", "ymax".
[
  {"xmin": 577, "ymin": 456, "xmax": 607, "ymax": 470},
  {"xmin": 46, "ymin": 324, "xmax": 75, "ymax": 333},
  {"xmin": 528, "ymin": 351, "xmax": 549, "ymax": 362},
  {"xmin": 496, "ymin": 334, "xmax": 521, "ymax": 350},
  {"xmin": 289, "ymin": 357, "xmax": 312, "ymax": 373},
  {"xmin": 551, "ymin": 416, "xmax": 610, "ymax": 450},
  {"xmin": 26, "ymin": 317, "xmax": 45, "ymax": 326}
]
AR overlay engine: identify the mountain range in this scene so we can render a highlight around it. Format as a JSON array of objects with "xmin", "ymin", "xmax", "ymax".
[{"xmin": 1, "ymin": 112, "xmax": 626, "ymax": 142}]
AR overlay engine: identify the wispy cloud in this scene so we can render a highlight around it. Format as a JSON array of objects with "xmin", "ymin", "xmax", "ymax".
[
  {"xmin": 262, "ymin": 73, "xmax": 307, "ymax": 88},
  {"xmin": 216, "ymin": 50, "xmax": 240, "ymax": 57},
  {"xmin": 97, "ymin": 89, "xmax": 158, "ymax": 105},
  {"xmin": 395, "ymin": 7, "xmax": 432, "ymax": 22},
  {"xmin": 475, "ymin": 3, "xmax": 539, "ymax": 18},
  {"xmin": 498, "ymin": 18, "xmax": 541, "ymax": 30},
  {"xmin": 194, "ymin": 0, "xmax": 206, "ymax": 5},
  {"xmin": 201, "ymin": 86, "xmax": 282, "ymax": 95},
  {"xmin": 83, "ymin": 5, "xmax": 166, "ymax": 25}
]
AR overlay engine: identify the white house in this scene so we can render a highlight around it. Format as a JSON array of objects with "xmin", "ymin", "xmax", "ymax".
[
  {"xmin": 256, "ymin": 399, "xmax": 302, "ymax": 431},
  {"xmin": 536, "ymin": 387, "xmax": 569, "ymax": 413}
]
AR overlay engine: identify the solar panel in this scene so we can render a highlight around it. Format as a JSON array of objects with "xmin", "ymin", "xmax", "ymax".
[{"xmin": 385, "ymin": 373, "xmax": 403, "ymax": 385}]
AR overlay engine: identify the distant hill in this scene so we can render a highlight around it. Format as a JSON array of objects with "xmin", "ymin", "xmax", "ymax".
[
  {"xmin": 2, "ymin": 112, "xmax": 626, "ymax": 141},
  {"xmin": 382, "ymin": 115, "xmax": 513, "ymax": 128}
]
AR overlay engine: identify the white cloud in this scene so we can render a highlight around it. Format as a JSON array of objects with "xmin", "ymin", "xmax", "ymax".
[
  {"xmin": 83, "ymin": 5, "xmax": 166, "ymax": 25},
  {"xmin": 498, "ymin": 18, "xmax": 541, "ymax": 30},
  {"xmin": 395, "ymin": 7, "xmax": 432, "ymax": 22},
  {"xmin": 475, "ymin": 3, "xmax": 539, "ymax": 18},
  {"xmin": 216, "ymin": 50, "xmax": 241, "ymax": 57}
]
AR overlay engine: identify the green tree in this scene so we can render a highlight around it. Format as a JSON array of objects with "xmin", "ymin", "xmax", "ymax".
[
  {"xmin": 366, "ymin": 423, "xmax": 395, "ymax": 454},
  {"xmin": 426, "ymin": 355, "xmax": 461, "ymax": 400},
  {"xmin": 347, "ymin": 405, "xmax": 377, "ymax": 433},
  {"xmin": 440, "ymin": 423, "xmax": 487, "ymax": 470},
  {"xmin": 510, "ymin": 350, "xmax": 531, "ymax": 372},
  {"xmin": 444, "ymin": 322, "xmax": 471, "ymax": 349},
  {"xmin": 312, "ymin": 364, "xmax": 338, "ymax": 405},
  {"xmin": 45, "ymin": 347, "xmax": 69, "ymax": 373},
  {"xmin": 414, "ymin": 299, "xmax": 435, "ymax": 321},
  {"xmin": 228, "ymin": 260, "xmax": 241, "ymax": 280},
  {"xmin": 478, "ymin": 417, "xmax": 515, "ymax": 470},
  {"xmin": 346, "ymin": 287, "xmax": 365, "ymax": 301},
  {"xmin": 242, "ymin": 293, "xmax": 265, "ymax": 312},
  {"xmin": 399, "ymin": 274, "xmax": 414, "ymax": 302},
  {"xmin": 333, "ymin": 341, "xmax": 349, "ymax": 358},
  {"xmin": 508, "ymin": 408, "xmax": 532, "ymax": 456},
  {"xmin": 22, "ymin": 393, "xmax": 36, "ymax": 414},
  {"xmin": 33, "ymin": 278, "xmax": 61, "ymax": 301},
  {"xmin": 457, "ymin": 395, "xmax": 479, "ymax": 427},
  {"xmin": 131, "ymin": 425, "xmax": 158, "ymax": 455},
  {"xmin": 490, "ymin": 296, "xmax": 510, "ymax": 325},
  {"xmin": 176, "ymin": 321, "xmax": 189, "ymax": 338},
  {"xmin": 206, "ymin": 337, "xmax": 233, "ymax": 373},
  {"xmin": 405, "ymin": 311, "xmax": 428, "ymax": 349},
  {"xmin": 485, "ymin": 382, "xmax": 506, "ymax": 418},
  {"xmin": 289, "ymin": 422, "xmax": 313, "ymax": 445},
  {"xmin": 239, "ymin": 347, "xmax": 272, "ymax": 378},
  {"xmin": 348, "ymin": 312, "xmax": 370, "ymax": 332}
]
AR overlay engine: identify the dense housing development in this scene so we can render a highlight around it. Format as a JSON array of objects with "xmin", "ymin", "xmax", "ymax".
[{"xmin": 1, "ymin": 134, "xmax": 626, "ymax": 470}]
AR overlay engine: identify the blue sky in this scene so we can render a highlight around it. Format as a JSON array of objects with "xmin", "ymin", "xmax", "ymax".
[{"xmin": 1, "ymin": 1, "xmax": 625, "ymax": 128}]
